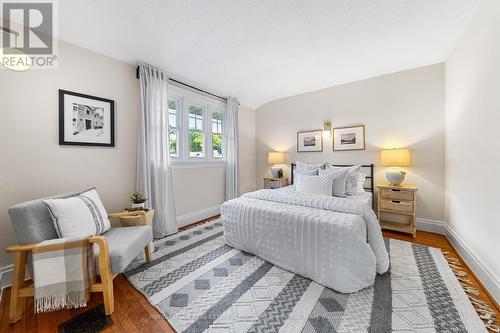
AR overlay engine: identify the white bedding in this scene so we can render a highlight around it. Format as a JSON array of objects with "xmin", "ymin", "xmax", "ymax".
[
  {"xmin": 221, "ymin": 189, "xmax": 389, "ymax": 293},
  {"xmin": 347, "ymin": 191, "xmax": 373, "ymax": 207},
  {"xmin": 276, "ymin": 185, "xmax": 373, "ymax": 208}
]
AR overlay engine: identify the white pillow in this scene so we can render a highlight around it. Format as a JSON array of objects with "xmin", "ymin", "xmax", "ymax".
[
  {"xmin": 43, "ymin": 188, "xmax": 111, "ymax": 238},
  {"xmin": 354, "ymin": 173, "xmax": 368, "ymax": 194},
  {"xmin": 319, "ymin": 168, "xmax": 350, "ymax": 197},
  {"xmin": 295, "ymin": 173, "xmax": 334, "ymax": 196},
  {"xmin": 295, "ymin": 161, "xmax": 323, "ymax": 173},
  {"xmin": 325, "ymin": 164, "xmax": 362, "ymax": 195},
  {"xmin": 294, "ymin": 161, "xmax": 323, "ymax": 184}
]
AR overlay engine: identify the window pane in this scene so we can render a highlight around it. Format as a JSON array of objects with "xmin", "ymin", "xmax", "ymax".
[
  {"xmin": 169, "ymin": 129, "xmax": 177, "ymax": 157},
  {"xmin": 189, "ymin": 130, "xmax": 204, "ymax": 157},
  {"xmin": 212, "ymin": 133, "xmax": 223, "ymax": 158},
  {"xmin": 188, "ymin": 105, "xmax": 203, "ymax": 130},
  {"xmin": 212, "ymin": 112, "xmax": 223, "ymax": 134},
  {"xmin": 168, "ymin": 99, "xmax": 177, "ymax": 128}
]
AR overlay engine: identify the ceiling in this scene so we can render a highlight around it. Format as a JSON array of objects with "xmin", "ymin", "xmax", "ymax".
[{"xmin": 56, "ymin": 0, "xmax": 481, "ymax": 109}]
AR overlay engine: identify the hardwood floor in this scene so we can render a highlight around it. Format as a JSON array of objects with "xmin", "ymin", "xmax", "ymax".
[{"xmin": 0, "ymin": 227, "xmax": 497, "ymax": 333}]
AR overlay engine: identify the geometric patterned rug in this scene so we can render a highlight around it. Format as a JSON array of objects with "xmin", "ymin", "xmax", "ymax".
[{"xmin": 123, "ymin": 219, "xmax": 487, "ymax": 332}]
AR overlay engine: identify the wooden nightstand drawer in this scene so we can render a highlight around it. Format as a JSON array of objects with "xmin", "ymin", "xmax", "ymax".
[
  {"xmin": 380, "ymin": 188, "xmax": 414, "ymax": 201},
  {"xmin": 380, "ymin": 198, "xmax": 414, "ymax": 214},
  {"xmin": 264, "ymin": 179, "xmax": 276, "ymax": 188},
  {"xmin": 264, "ymin": 177, "xmax": 288, "ymax": 189}
]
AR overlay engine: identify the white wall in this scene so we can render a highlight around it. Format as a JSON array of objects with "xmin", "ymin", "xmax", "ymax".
[
  {"xmin": 256, "ymin": 64, "xmax": 446, "ymax": 222},
  {"xmin": 0, "ymin": 41, "xmax": 140, "ymax": 268},
  {"xmin": 445, "ymin": 0, "xmax": 500, "ymax": 302}
]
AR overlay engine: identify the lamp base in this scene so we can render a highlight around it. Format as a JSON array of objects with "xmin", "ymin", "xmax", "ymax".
[
  {"xmin": 271, "ymin": 167, "xmax": 283, "ymax": 178},
  {"xmin": 386, "ymin": 171, "xmax": 406, "ymax": 185},
  {"xmin": 271, "ymin": 167, "xmax": 279, "ymax": 178}
]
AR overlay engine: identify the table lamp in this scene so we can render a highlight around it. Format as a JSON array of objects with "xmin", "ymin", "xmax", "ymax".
[
  {"xmin": 267, "ymin": 152, "xmax": 284, "ymax": 178},
  {"xmin": 380, "ymin": 148, "xmax": 411, "ymax": 185}
]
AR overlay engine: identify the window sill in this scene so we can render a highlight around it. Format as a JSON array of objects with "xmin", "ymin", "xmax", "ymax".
[{"xmin": 170, "ymin": 159, "xmax": 226, "ymax": 169}]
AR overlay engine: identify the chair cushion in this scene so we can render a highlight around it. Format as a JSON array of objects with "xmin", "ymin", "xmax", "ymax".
[
  {"xmin": 8, "ymin": 191, "xmax": 80, "ymax": 245},
  {"xmin": 95, "ymin": 226, "xmax": 153, "ymax": 274}
]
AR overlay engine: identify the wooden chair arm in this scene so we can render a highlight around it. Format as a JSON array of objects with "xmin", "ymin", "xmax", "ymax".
[
  {"xmin": 5, "ymin": 243, "xmax": 37, "ymax": 253},
  {"xmin": 6, "ymin": 235, "xmax": 107, "ymax": 254},
  {"xmin": 89, "ymin": 235, "xmax": 109, "ymax": 254}
]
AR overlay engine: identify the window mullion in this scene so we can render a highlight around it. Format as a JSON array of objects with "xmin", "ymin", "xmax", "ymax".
[{"xmin": 207, "ymin": 106, "xmax": 212, "ymax": 159}]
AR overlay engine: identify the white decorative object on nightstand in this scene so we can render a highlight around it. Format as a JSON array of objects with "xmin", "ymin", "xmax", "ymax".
[
  {"xmin": 377, "ymin": 184, "xmax": 417, "ymax": 237},
  {"xmin": 264, "ymin": 177, "xmax": 289, "ymax": 189}
]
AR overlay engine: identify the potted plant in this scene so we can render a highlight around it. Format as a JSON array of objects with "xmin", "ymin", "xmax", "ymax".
[{"xmin": 130, "ymin": 192, "xmax": 147, "ymax": 209}]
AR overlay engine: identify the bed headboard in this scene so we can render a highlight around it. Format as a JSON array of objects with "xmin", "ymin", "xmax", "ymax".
[{"xmin": 290, "ymin": 163, "xmax": 375, "ymax": 207}]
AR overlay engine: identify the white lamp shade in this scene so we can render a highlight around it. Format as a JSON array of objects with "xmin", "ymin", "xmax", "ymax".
[
  {"xmin": 380, "ymin": 149, "xmax": 411, "ymax": 167},
  {"xmin": 267, "ymin": 152, "xmax": 284, "ymax": 164}
]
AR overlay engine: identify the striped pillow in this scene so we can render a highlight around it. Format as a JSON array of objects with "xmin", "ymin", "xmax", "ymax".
[{"xmin": 43, "ymin": 188, "xmax": 111, "ymax": 238}]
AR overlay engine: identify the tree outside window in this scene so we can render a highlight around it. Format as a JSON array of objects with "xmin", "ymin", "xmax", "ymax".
[
  {"xmin": 188, "ymin": 106, "xmax": 204, "ymax": 157},
  {"xmin": 212, "ymin": 112, "xmax": 223, "ymax": 157}
]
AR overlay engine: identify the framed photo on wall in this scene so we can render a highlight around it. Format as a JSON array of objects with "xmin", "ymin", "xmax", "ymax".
[
  {"xmin": 297, "ymin": 129, "xmax": 323, "ymax": 152},
  {"xmin": 333, "ymin": 125, "xmax": 365, "ymax": 151},
  {"xmin": 59, "ymin": 90, "xmax": 115, "ymax": 147}
]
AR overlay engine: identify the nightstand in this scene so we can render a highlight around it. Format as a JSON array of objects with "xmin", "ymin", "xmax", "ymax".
[
  {"xmin": 264, "ymin": 177, "xmax": 289, "ymax": 189},
  {"xmin": 377, "ymin": 184, "xmax": 417, "ymax": 237}
]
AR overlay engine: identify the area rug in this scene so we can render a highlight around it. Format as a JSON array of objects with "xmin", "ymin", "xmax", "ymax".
[{"xmin": 123, "ymin": 219, "xmax": 486, "ymax": 333}]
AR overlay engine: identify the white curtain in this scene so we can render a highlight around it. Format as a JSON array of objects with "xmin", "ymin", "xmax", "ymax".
[
  {"xmin": 225, "ymin": 97, "xmax": 240, "ymax": 200},
  {"xmin": 137, "ymin": 63, "xmax": 177, "ymax": 238}
]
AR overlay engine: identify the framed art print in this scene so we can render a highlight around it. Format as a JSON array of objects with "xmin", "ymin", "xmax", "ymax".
[
  {"xmin": 59, "ymin": 90, "xmax": 115, "ymax": 147},
  {"xmin": 333, "ymin": 125, "xmax": 365, "ymax": 151},
  {"xmin": 297, "ymin": 129, "xmax": 323, "ymax": 152}
]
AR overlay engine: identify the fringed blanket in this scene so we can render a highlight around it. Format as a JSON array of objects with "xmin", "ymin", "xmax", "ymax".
[{"xmin": 32, "ymin": 236, "xmax": 93, "ymax": 313}]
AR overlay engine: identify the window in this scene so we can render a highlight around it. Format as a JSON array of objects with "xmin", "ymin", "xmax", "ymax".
[
  {"xmin": 168, "ymin": 99, "xmax": 178, "ymax": 157},
  {"xmin": 188, "ymin": 105, "xmax": 204, "ymax": 157},
  {"xmin": 168, "ymin": 85, "xmax": 226, "ymax": 163},
  {"xmin": 212, "ymin": 112, "xmax": 223, "ymax": 158}
]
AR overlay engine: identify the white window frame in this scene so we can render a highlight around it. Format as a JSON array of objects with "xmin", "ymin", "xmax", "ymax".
[
  {"xmin": 209, "ymin": 106, "xmax": 225, "ymax": 159},
  {"xmin": 168, "ymin": 85, "xmax": 226, "ymax": 166},
  {"xmin": 167, "ymin": 94, "xmax": 181, "ymax": 158}
]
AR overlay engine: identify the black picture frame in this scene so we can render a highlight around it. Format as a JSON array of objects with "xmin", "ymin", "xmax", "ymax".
[{"xmin": 59, "ymin": 89, "xmax": 115, "ymax": 147}]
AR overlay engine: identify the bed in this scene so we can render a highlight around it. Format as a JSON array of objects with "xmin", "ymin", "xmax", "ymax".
[{"xmin": 221, "ymin": 163, "xmax": 389, "ymax": 293}]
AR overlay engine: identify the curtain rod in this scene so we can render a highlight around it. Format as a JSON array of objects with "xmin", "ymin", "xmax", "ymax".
[{"xmin": 136, "ymin": 66, "xmax": 227, "ymax": 102}]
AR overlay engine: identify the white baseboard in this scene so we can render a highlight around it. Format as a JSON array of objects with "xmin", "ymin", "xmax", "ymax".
[
  {"xmin": 176, "ymin": 205, "xmax": 220, "ymax": 228},
  {"xmin": 445, "ymin": 225, "xmax": 500, "ymax": 304},
  {"xmin": 416, "ymin": 218, "xmax": 447, "ymax": 235}
]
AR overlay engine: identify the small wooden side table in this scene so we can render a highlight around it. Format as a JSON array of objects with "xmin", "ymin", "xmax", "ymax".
[
  {"xmin": 377, "ymin": 184, "xmax": 417, "ymax": 237},
  {"xmin": 108, "ymin": 209, "xmax": 154, "ymax": 260}
]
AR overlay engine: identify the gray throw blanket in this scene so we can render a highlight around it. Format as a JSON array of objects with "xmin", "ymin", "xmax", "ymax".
[{"xmin": 32, "ymin": 236, "xmax": 93, "ymax": 313}]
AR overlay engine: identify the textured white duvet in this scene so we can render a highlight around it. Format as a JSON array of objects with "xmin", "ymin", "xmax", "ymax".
[{"xmin": 221, "ymin": 189, "xmax": 390, "ymax": 293}]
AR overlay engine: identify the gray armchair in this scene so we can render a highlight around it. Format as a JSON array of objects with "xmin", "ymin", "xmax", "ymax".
[{"xmin": 6, "ymin": 192, "xmax": 153, "ymax": 323}]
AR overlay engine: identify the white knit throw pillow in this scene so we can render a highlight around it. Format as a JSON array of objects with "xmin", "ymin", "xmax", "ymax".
[{"xmin": 295, "ymin": 173, "xmax": 334, "ymax": 196}]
